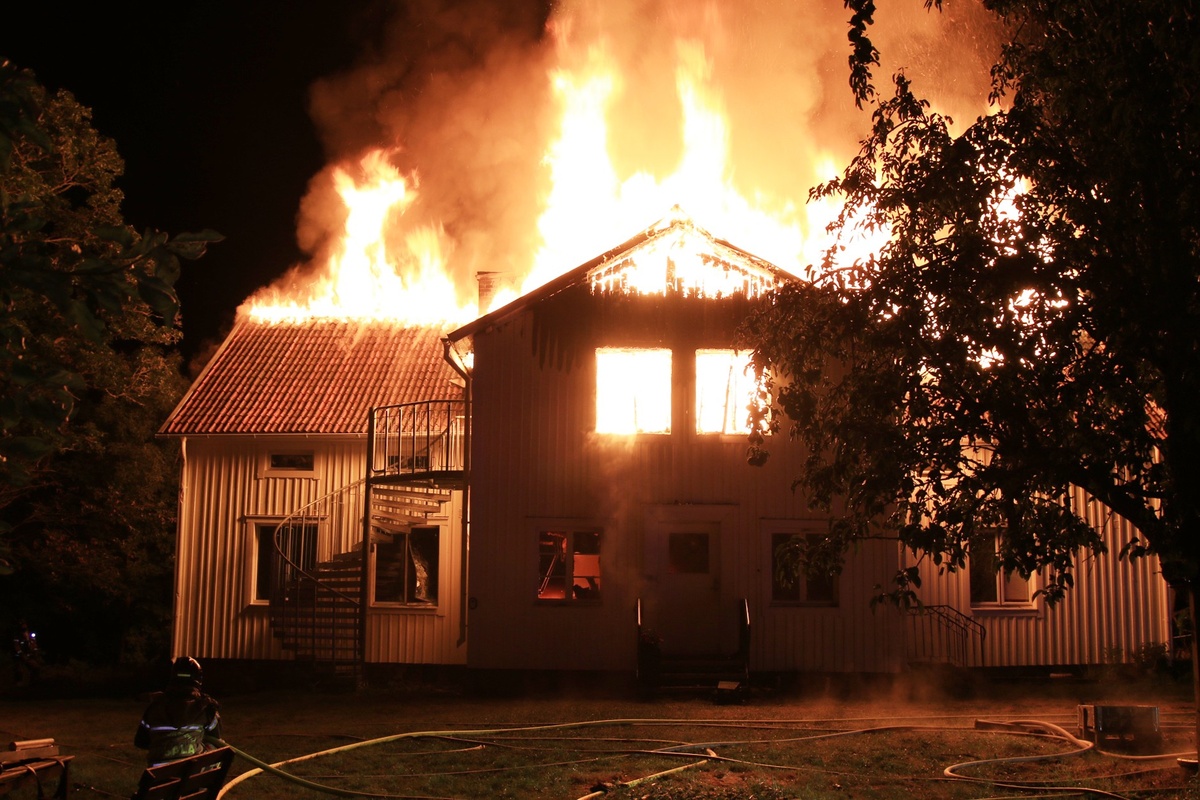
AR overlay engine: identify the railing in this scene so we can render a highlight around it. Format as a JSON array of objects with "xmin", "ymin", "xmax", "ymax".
[
  {"xmin": 904, "ymin": 604, "xmax": 986, "ymax": 668},
  {"xmin": 368, "ymin": 399, "xmax": 466, "ymax": 483},
  {"xmin": 268, "ymin": 479, "xmax": 367, "ymax": 675},
  {"xmin": 737, "ymin": 597, "xmax": 751, "ymax": 664}
]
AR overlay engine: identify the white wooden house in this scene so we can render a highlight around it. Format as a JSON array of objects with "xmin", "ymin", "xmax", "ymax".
[
  {"xmin": 160, "ymin": 214, "xmax": 1172, "ymax": 686},
  {"xmin": 160, "ymin": 321, "xmax": 469, "ymax": 679}
]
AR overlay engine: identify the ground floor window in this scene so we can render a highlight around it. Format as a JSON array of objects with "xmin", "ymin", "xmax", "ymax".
[
  {"xmin": 373, "ymin": 526, "xmax": 439, "ymax": 606},
  {"xmin": 770, "ymin": 531, "xmax": 838, "ymax": 606},
  {"xmin": 537, "ymin": 529, "xmax": 602, "ymax": 602},
  {"xmin": 969, "ymin": 531, "xmax": 1034, "ymax": 609},
  {"xmin": 253, "ymin": 522, "xmax": 317, "ymax": 603}
]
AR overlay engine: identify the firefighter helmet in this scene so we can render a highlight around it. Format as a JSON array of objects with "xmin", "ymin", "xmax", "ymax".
[{"xmin": 171, "ymin": 656, "xmax": 203, "ymax": 688}]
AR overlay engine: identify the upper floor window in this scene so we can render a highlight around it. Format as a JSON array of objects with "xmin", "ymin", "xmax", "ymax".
[
  {"xmin": 595, "ymin": 348, "xmax": 671, "ymax": 434},
  {"xmin": 969, "ymin": 531, "xmax": 1034, "ymax": 609},
  {"xmin": 694, "ymin": 349, "xmax": 754, "ymax": 434},
  {"xmin": 262, "ymin": 450, "xmax": 316, "ymax": 478},
  {"xmin": 537, "ymin": 528, "xmax": 602, "ymax": 602}
]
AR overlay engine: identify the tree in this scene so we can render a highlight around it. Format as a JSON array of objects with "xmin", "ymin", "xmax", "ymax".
[
  {"xmin": 0, "ymin": 61, "xmax": 218, "ymax": 665},
  {"xmin": 742, "ymin": 0, "xmax": 1199, "ymax": 722}
]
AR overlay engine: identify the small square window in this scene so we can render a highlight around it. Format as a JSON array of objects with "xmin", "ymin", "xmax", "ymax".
[
  {"xmin": 770, "ymin": 532, "xmax": 838, "ymax": 606},
  {"xmin": 538, "ymin": 529, "xmax": 602, "ymax": 602},
  {"xmin": 595, "ymin": 348, "xmax": 672, "ymax": 434}
]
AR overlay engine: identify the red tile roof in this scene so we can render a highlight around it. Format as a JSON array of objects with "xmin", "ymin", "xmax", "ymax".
[{"xmin": 160, "ymin": 320, "xmax": 461, "ymax": 436}]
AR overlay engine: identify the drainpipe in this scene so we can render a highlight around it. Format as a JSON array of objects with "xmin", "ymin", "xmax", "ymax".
[
  {"xmin": 443, "ymin": 338, "xmax": 472, "ymax": 649},
  {"xmin": 360, "ymin": 408, "xmax": 376, "ymax": 680}
]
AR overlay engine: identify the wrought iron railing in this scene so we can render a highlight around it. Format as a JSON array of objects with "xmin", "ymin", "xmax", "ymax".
[
  {"xmin": 904, "ymin": 604, "xmax": 986, "ymax": 668},
  {"xmin": 368, "ymin": 399, "xmax": 466, "ymax": 483},
  {"xmin": 268, "ymin": 480, "xmax": 366, "ymax": 676}
]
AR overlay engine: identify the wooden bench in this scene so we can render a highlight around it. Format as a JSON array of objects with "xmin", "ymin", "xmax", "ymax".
[
  {"xmin": 0, "ymin": 739, "xmax": 72, "ymax": 799},
  {"xmin": 132, "ymin": 747, "xmax": 234, "ymax": 800}
]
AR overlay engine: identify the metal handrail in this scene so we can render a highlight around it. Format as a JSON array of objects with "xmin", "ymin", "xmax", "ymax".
[
  {"xmin": 369, "ymin": 399, "xmax": 466, "ymax": 480},
  {"xmin": 905, "ymin": 604, "xmax": 986, "ymax": 667},
  {"xmin": 268, "ymin": 479, "xmax": 366, "ymax": 672}
]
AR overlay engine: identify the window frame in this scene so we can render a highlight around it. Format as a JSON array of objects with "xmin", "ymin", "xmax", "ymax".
[
  {"xmin": 245, "ymin": 517, "xmax": 319, "ymax": 607},
  {"xmin": 968, "ymin": 530, "xmax": 1038, "ymax": 615},
  {"xmin": 765, "ymin": 522, "xmax": 840, "ymax": 608},
  {"xmin": 535, "ymin": 524, "xmax": 604, "ymax": 605},
  {"xmin": 260, "ymin": 449, "xmax": 318, "ymax": 478},
  {"xmin": 694, "ymin": 348, "xmax": 755, "ymax": 435},
  {"xmin": 594, "ymin": 347, "xmax": 673, "ymax": 435},
  {"xmin": 370, "ymin": 525, "xmax": 441, "ymax": 610}
]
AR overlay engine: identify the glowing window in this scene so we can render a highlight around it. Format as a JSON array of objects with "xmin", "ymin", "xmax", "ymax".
[
  {"xmin": 537, "ymin": 529, "xmax": 602, "ymax": 602},
  {"xmin": 595, "ymin": 348, "xmax": 672, "ymax": 434},
  {"xmin": 969, "ymin": 531, "xmax": 1034, "ymax": 608},
  {"xmin": 695, "ymin": 349, "xmax": 754, "ymax": 434}
]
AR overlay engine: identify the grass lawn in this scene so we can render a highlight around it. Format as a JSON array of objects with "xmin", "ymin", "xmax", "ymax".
[{"xmin": 1, "ymin": 669, "xmax": 1197, "ymax": 799}]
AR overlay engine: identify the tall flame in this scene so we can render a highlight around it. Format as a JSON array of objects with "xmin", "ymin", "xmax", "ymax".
[{"xmin": 242, "ymin": 1, "xmax": 995, "ymax": 327}]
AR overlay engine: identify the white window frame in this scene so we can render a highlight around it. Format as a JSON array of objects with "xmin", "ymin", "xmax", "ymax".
[
  {"xmin": 244, "ymin": 517, "xmax": 319, "ymax": 607},
  {"xmin": 969, "ymin": 530, "xmax": 1038, "ymax": 614},
  {"xmin": 369, "ymin": 525, "xmax": 442, "ymax": 610},
  {"xmin": 260, "ymin": 449, "xmax": 318, "ymax": 478}
]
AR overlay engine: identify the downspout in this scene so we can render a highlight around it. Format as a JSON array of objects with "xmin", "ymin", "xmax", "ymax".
[
  {"xmin": 172, "ymin": 436, "xmax": 188, "ymax": 661},
  {"xmin": 360, "ymin": 409, "xmax": 376, "ymax": 677},
  {"xmin": 443, "ymin": 338, "xmax": 471, "ymax": 648}
]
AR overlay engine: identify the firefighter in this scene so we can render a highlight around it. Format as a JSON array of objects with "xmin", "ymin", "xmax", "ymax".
[{"xmin": 134, "ymin": 656, "xmax": 222, "ymax": 766}]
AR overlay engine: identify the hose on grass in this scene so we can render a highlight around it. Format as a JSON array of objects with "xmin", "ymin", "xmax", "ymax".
[
  {"xmin": 574, "ymin": 749, "xmax": 716, "ymax": 800},
  {"xmin": 214, "ymin": 714, "xmax": 1193, "ymax": 800}
]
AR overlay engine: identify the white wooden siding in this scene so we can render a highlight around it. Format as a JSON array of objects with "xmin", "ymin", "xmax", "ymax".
[
  {"xmin": 173, "ymin": 436, "xmax": 466, "ymax": 665},
  {"xmin": 909, "ymin": 487, "xmax": 1170, "ymax": 667},
  {"xmin": 466, "ymin": 314, "xmax": 905, "ymax": 673}
]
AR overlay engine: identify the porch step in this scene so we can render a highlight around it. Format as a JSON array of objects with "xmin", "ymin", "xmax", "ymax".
[{"xmin": 649, "ymin": 654, "xmax": 749, "ymax": 695}]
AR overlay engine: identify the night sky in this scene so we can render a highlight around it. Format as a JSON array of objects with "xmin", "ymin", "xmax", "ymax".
[{"xmin": 2, "ymin": 3, "xmax": 377, "ymax": 366}]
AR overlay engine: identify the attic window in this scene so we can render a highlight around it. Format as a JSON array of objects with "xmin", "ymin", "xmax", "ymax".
[
  {"xmin": 265, "ymin": 451, "xmax": 316, "ymax": 475},
  {"xmin": 595, "ymin": 348, "xmax": 671, "ymax": 434}
]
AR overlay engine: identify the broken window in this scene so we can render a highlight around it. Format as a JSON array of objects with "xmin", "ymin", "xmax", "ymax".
[
  {"xmin": 694, "ymin": 349, "xmax": 754, "ymax": 434},
  {"xmin": 969, "ymin": 531, "xmax": 1033, "ymax": 608},
  {"xmin": 373, "ymin": 526, "xmax": 439, "ymax": 606},
  {"xmin": 770, "ymin": 532, "xmax": 838, "ymax": 606},
  {"xmin": 253, "ymin": 522, "xmax": 317, "ymax": 603},
  {"xmin": 595, "ymin": 348, "xmax": 671, "ymax": 434},
  {"xmin": 537, "ymin": 529, "xmax": 602, "ymax": 602}
]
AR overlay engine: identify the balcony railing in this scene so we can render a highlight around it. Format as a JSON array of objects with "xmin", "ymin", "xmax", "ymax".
[{"xmin": 368, "ymin": 399, "xmax": 466, "ymax": 485}]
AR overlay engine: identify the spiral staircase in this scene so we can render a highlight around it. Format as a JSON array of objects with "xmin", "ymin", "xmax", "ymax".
[{"xmin": 266, "ymin": 399, "xmax": 466, "ymax": 686}]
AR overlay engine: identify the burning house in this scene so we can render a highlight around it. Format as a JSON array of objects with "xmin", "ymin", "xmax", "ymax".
[
  {"xmin": 160, "ymin": 212, "xmax": 1171, "ymax": 687},
  {"xmin": 158, "ymin": 2, "xmax": 1171, "ymax": 687}
]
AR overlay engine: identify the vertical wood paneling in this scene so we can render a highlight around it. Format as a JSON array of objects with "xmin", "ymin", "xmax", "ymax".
[
  {"xmin": 467, "ymin": 316, "xmax": 905, "ymax": 674},
  {"xmin": 910, "ymin": 487, "xmax": 1169, "ymax": 668},
  {"xmin": 175, "ymin": 436, "xmax": 466, "ymax": 665}
]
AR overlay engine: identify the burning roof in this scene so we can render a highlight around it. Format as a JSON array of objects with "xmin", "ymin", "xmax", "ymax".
[{"xmin": 160, "ymin": 321, "xmax": 459, "ymax": 436}]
